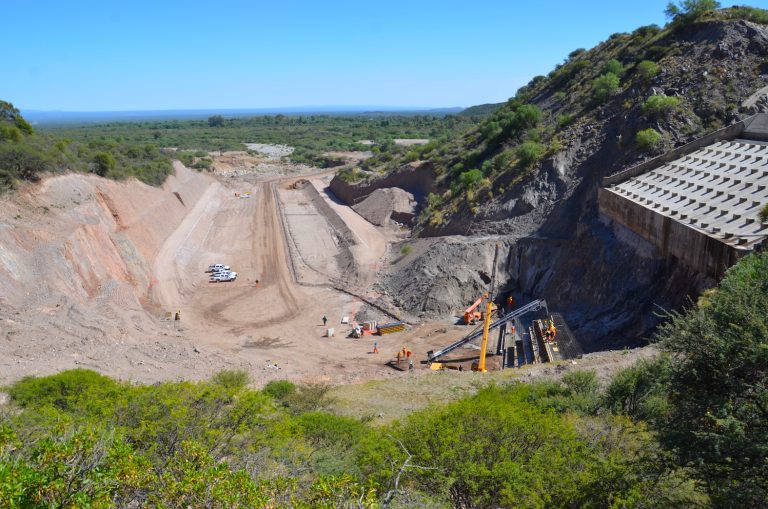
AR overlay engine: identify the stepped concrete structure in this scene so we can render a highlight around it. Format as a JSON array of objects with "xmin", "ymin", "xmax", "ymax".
[{"xmin": 599, "ymin": 114, "xmax": 768, "ymax": 279}]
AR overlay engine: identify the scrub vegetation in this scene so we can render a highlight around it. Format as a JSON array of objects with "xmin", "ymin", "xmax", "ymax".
[
  {"xmin": 0, "ymin": 101, "xmax": 172, "ymax": 190},
  {"xmin": 2, "ymin": 251, "xmax": 766, "ymax": 507},
  {"xmin": 43, "ymin": 114, "xmax": 480, "ymax": 170}
]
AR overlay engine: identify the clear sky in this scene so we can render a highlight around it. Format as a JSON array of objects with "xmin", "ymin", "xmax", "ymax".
[{"xmin": 3, "ymin": 0, "xmax": 762, "ymax": 111}]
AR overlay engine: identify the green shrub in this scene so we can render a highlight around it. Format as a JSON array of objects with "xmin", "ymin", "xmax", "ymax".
[
  {"xmin": 642, "ymin": 94, "xmax": 680, "ymax": 118},
  {"xmin": 602, "ymin": 357, "xmax": 671, "ymax": 422},
  {"xmin": 636, "ymin": 60, "xmax": 660, "ymax": 82},
  {"xmin": 515, "ymin": 141, "xmax": 544, "ymax": 169},
  {"xmin": 281, "ymin": 383, "xmax": 333, "ymax": 415},
  {"xmin": 400, "ymin": 244, "xmax": 412, "ymax": 255},
  {"xmin": 556, "ymin": 113, "xmax": 575, "ymax": 128},
  {"xmin": 192, "ymin": 158, "xmax": 212, "ymax": 170},
  {"xmin": 0, "ymin": 124, "xmax": 22, "ymax": 142},
  {"xmin": 633, "ymin": 24, "xmax": 662, "ymax": 37},
  {"xmin": 727, "ymin": 6, "xmax": 768, "ymax": 23},
  {"xmin": 759, "ymin": 203, "xmax": 768, "ymax": 223},
  {"xmin": 263, "ymin": 379, "xmax": 297, "ymax": 400},
  {"xmin": 592, "ymin": 72, "xmax": 621, "ymax": 102},
  {"xmin": 636, "ymin": 128, "xmax": 663, "ymax": 151},
  {"xmin": 92, "ymin": 151, "xmax": 116, "ymax": 177},
  {"xmin": 562, "ymin": 370, "xmax": 599, "ymax": 395},
  {"xmin": 7, "ymin": 369, "xmax": 122, "ymax": 416},
  {"xmin": 603, "ymin": 59, "xmax": 624, "ymax": 76},
  {"xmin": 459, "ymin": 169, "xmax": 484, "ymax": 189},
  {"xmin": 210, "ymin": 370, "xmax": 250, "ymax": 391}
]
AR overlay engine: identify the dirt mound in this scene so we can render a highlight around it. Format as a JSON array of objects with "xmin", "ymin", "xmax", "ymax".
[{"xmin": 352, "ymin": 188, "xmax": 417, "ymax": 226}]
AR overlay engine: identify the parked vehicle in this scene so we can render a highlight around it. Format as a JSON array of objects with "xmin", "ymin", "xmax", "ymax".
[
  {"xmin": 207, "ymin": 264, "xmax": 230, "ymax": 272},
  {"xmin": 210, "ymin": 271, "xmax": 237, "ymax": 282}
]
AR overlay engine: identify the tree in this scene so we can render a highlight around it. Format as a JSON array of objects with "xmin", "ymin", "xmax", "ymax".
[
  {"xmin": 655, "ymin": 252, "xmax": 768, "ymax": 506},
  {"xmin": 92, "ymin": 151, "xmax": 116, "ymax": 177},
  {"xmin": 0, "ymin": 143, "xmax": 49, "ymax": 181},
  {"xmin": 665, "ymin": 0, "xmax": 721, "ymax": 23},
  {"xmin": 592, "ymin": 72, "xmax": 620, "ymax": 102},
  {"xmin": 207, "ymin": 115, "xmax": 225, "ymax": 127}
]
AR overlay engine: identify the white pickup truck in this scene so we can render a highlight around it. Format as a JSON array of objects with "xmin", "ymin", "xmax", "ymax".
[
  {"xmin": 207, "ymin": 264, "xmax": 230, "ymax": 273},
  {"xmin": 209, "ymin": 271, "xmax": 237, "ymax": 282}
]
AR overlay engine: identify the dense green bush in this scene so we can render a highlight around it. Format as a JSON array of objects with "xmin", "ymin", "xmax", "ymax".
[
  {"xmin": 459, "ymin": 168, "xmax": 484, "ymax": 189},
  {"xmin": 636, "ymin": 128, "xmax": 663, "ymax": 150},
  {"xmin": 636, "ymin": 60, "xmax": 660, "ymax": 82},
  {"xmin": 592, "ymin": 72, "xmax": 621, "ymax": 102},
  {"xmin": 603, "ymin": 58, "xmax": 624, "ymax": 76},
  {"xmin": 654, "ymin": 252, "xmax": 768, "ymax": 506},
  {"xmin": 642, "ymin": 94, "xmax": 681, "ymax": 118},
  {"xmin": 92, "ymin": 151, "xmax": 116, "ymax": 176},
  {"xmin": 515, "ymin": 141, "xmax": 544, "ymax": 169},
  {"xmin": 263, "ymin": 379, "xmax": 297, "ymax": 400},
  {"xmin": 603, "ymin": 356, "xmax": 671, "ymax": 422}
]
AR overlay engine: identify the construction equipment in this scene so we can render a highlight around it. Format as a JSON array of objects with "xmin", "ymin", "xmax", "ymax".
[
  {"xmin": 463, "ymin": 296, "xmax": 485, "ymax": 324},
  {"xmin": 378, "ymin": 321, "xmax": 406, "ymax": 335},
  {"xmin": 426, "ymin": 299, "xmax": 549, "ymax": 363},
  {"xmin": 475, "ymin": 244, "xmax": 499, "ymax": 372}
]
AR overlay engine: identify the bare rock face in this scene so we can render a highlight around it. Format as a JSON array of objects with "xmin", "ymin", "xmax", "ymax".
[
  {"xmin": 353, "ymin": 188, "xmax": 417, "ymax": 226},
  {"xmin": 743, "ymin": 85, "xmax": 768, "ymax": 114}
]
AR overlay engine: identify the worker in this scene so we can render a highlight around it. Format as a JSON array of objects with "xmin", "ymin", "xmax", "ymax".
[
  {"xmin": 507, "ymin": 295, "xmax": 514, "ymax": 311},
  {"xmin": 322, "ymin": 315, "xmax": 327, "ymax": 327},
  {"xmin": 409, "ymin": 360, "xmax": 414, "ymax": 372},
  {"xmin": 373, "ymin": 341, "xmax": 379, "ymax": 354},
  {"xmin": 547, "ymin": 320, "xmax": 557, "ymax": 341},
  {"xmin": 175, "ymin": 310, "xmax": 181, "ymax": 321}
]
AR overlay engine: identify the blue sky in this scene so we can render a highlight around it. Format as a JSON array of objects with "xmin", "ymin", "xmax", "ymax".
[{"xmin": 3, "ymin": 0, "xmax": 762, "ymax": 111}]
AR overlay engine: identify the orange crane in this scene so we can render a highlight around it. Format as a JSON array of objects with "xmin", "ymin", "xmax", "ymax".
[
  {"xmin": 475, "ymin": 244, "xmax": 500, "ymax": 372},
  {"xmin": 463, "ymin": 295, "xmax": 485, "ymax": 325}
]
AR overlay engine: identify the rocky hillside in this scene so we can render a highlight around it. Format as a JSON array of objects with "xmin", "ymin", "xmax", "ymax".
[{"xmin": 334, "ymin": 6, "xmax": 768, "ymax": 350}]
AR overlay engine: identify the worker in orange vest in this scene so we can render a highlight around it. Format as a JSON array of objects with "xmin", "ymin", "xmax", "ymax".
[
  {"xmin": 507, "ymin": 295, "xmax": 514, "ymax": 311},
  {"xmin": 547, "ymin": 320, "xmax": 557, "ymax": 341}
]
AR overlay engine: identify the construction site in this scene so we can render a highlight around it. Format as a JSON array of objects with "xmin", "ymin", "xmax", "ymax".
[{"xmin": 1, "ymin": 113, "xmax": 768, "ymax": 387}]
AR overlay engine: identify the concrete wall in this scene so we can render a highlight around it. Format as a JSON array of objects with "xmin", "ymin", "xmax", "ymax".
[{"xmin": 598, "ymin": 188, "xmax": 746, "ymax": 279}]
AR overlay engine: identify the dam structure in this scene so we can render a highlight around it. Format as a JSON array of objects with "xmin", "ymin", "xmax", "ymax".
[{"xmin": 599, "ymin": 113, "xmax": 768, "ymax": 279}]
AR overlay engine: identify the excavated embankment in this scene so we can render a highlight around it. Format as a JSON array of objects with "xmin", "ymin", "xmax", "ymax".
[
  {"xmin": 0, "ymin": 163, "xmax": 220, "ymax": 382},
  {"xmin": 0, "ymin": 162, "xmax": 211, "ymax": 309}
]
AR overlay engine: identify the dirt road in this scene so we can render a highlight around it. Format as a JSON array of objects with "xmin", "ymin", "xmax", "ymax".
[{"xmin": 0, "ymin": 159, "xmax": 477, "ymax": 386}]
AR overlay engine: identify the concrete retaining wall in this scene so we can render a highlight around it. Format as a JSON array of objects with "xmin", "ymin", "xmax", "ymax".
[{"xmin": 598, "ymin": 188, "xmax": 746, "ymax": 279}]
